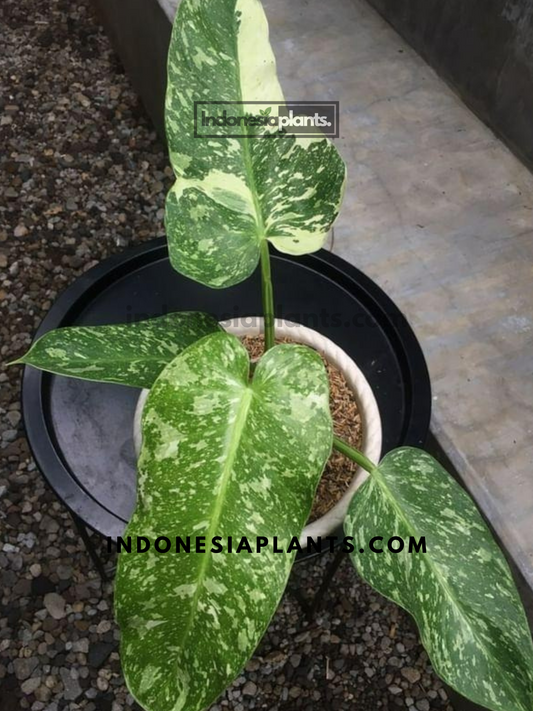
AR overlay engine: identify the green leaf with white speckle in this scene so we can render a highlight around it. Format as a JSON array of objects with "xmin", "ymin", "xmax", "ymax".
[
  {"xmin": 165, "ymin": 0, "xmax": 346, "ymax": 288},
  {"xmin": 14, "ymin": 312, "xmax": 221, "ymax": 389},
  {"xmin": 345, "ymin": 447, "xmax": 533, "ymax": 711},
  {"xmin": 115, "ymin": 331, "xmax": 332, "ymax": 711}
]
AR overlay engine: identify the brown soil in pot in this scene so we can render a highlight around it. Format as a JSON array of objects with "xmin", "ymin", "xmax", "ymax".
[{"xmin": 241, "ymin": 335, "xmax": 363, "ymax": 523}]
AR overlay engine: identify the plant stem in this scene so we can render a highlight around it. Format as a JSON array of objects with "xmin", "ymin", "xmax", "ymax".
[
  {"xmin": 260, "ymin": 240, "xmax": 275, "ymax": 351},
  {"xmin": 333, "ymin": 436, "xmax": 377, "ymax": 474}
]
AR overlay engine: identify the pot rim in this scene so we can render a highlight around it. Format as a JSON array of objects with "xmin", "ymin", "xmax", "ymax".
[{"xmin": 133, "ymin": 317, "xmax": 383, "ymax": 547}]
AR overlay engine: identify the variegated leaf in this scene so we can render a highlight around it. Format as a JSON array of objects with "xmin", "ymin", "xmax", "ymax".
[
  {"xmin": 15, "ymin": 312, "xmax": 221, "ymax": 389},
  {"xmin": 115, "ymin": 332, "xmax": 332, "ymax": 711},
  {"xmin": 165, "ymin": 0, "xmax": 346, "ymax": 288},
  {"xmin": 345, "ymin": 447, "xmax": 533, "ymax": 711}
]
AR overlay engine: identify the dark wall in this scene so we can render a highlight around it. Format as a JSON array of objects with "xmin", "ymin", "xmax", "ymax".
[
  {"xmin": 93, "ymin": 0, "xmax": 171, "ymax": 139},
  {"xmin": 366, "ymin": 0, "xmax": 533, "ymax": 171}
]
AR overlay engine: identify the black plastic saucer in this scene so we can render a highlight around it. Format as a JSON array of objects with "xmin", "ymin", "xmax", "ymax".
[{"xmin": 22, "ymin": 238, "xmax": 431, "ymax": 559}]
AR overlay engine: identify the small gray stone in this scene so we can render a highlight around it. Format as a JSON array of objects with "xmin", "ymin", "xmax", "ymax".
[
  {"xmin": 41, "ymin": 516, "xmax": 59, "ymax": 534},
  {"xmin": 289, "ymin": 653, "xmax": 301, "ymax": 668},
  {"xmin": 401, "ymin": 667, "xmax": 421, "ymax": 684},
  {"xmin": 14, "ymin": 657, "xmax": 39, "ymax": 681},
  {"xmin": 30, "ymin": 563, "xmax": 42, "ymax": 577},
  {"xmin": 14, "ymin": 225, "xmax": 28, "ymax": 238},
  {"xmin": 11, "ymin": 554, "xmax": 24, "ymax": 571},
  {"xmin": 56, "ymin": 564, "xmax": 73, "ymax": 581},
  {"xmin": 59, "ymin": 667, "xmax": 83, "ymax": 701},
  {"xmin": 6, "ymin": 410, "xmax": 21, "ymax": 428},
  {"xmin": 72, "ymin": 638, "xmax": 89, "ymax": 653},
  {"xmin": 43, "ymin": 592, "xmax": 66, "ymax": 620},
  {"xmin": 21, "ymin": 676, "xmax": 41, "ymax": 695},
  {"xmin": 416, "ymin": 701, "xmax": 430, "ymax": 711},
  {"xmin": 242, "ymin": 681, "xmax": 257, "ymax": 696},
  {"xmin": 96, "ymin": 619, "xmax": 112, "ymax": 634},
  {"xmin": 20, "ymin": 629, "xmax": 33, "ymax": 644},
  {"xmin": 2, "ymin": 543, "xmax": 19, "ymax": 553}
]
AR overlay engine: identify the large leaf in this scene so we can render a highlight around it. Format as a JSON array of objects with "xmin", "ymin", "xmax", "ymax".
[
  {"xmin": 345, "ymin": 447, "xmax": 533, "ymax": 711},
  {"xmin": 164, "ymin": 0, "xmax": 346, "ymax": 288},
  {"xmin": 14, "ymin": 312, "xmax": 221, "ymax": 389},
  {"xmin": 115, "ymin": 332, "xmax": 332, "ymax": 711}
]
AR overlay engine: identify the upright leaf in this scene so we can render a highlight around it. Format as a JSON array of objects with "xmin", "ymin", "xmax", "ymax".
[
  {"xmin": 165, "ymin": 0, "xmax": 346, "ymax": 288},
  {"xmin": 15, "ymin": 312, "xmax": 221, "ymax": 389},
  {"xmin": 345, "ymin": 447, "xmax": 533, "ymax": 711},
  {"xmin": 115, "ymin": 332, "xmax": 332, "ymax": 711}
]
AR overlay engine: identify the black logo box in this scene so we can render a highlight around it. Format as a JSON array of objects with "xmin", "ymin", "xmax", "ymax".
[{"xmin": 194, "ymin": 100, "xmax": 339, "ymax": 139}]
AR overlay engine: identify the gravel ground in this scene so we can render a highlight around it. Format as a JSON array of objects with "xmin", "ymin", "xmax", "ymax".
[{"xmin": 1, "ymin": 1, "xmax": 455, "ymax": 709}]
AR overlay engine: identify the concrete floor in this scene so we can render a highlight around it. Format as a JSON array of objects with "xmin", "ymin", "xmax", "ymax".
[
  {"xmin": 109, "ymin": 0, "xmax": 533, "ymax": 589},
  {"xmin": 265, "ymin": 0, "xmax": 533, "ymax": 588}
]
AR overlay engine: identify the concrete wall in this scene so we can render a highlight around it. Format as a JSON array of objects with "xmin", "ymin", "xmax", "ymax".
[{"xmin": 366, "ymin": 0, "xmax": 533, "ymax": 171}]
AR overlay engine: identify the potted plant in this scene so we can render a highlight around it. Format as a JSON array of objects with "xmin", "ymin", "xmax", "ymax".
[{"xmin": 12, "ymin": 0, "xmax": 533, "ymax": 710}]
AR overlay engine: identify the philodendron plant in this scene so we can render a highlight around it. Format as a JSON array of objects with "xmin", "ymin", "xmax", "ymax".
[{"xmin": 13, "ymin": 0, "xmax": 533, "ymax": 710}]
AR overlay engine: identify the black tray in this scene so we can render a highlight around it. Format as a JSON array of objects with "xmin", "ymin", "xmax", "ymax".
[{"xmin": 22, "ymin": 238, "xmax": 431, "ymax": 559}]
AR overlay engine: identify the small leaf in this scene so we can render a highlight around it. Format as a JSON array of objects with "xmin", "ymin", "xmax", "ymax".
[
  {"xmin": 115, "ymin": 332, "xmax": 332, "ymax": 711},
  {"xmin": 165, "ymin": 0, "xmax": 346, "ymax": 288},
  {"xmin": 14, "ymin": 312, "xmax": 221, "ymax": 389},
  {"xmin": 345, "ymin": 447, "xmax": 533, "ymax": 711}
]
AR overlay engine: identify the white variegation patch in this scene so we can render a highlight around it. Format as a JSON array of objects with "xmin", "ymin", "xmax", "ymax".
[
  {"xmin": 165, "ymin": 0, "xmax": 346, "ymax": 288},
  {"xmin": 16, "ymin": 312, "xmax": 221, "ymax": 389},
  {"xmin": 345, "ymin": 447, "xmax": 533, "ymax": 711},
  {"xmin": 115, "ymin": 333, "xmax": 332, "ymax": 711}
]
